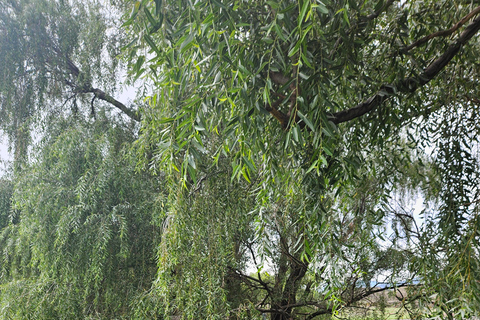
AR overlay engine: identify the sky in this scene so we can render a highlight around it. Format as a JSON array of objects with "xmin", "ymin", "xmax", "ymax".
[{"xmin": 0, "ymin": 132, "xmax": 10, "ymax": 176}]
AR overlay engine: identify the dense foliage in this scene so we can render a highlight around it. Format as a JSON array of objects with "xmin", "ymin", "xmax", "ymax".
[
  {"xmin": 0, "ymin": 0, "xmax": 479, "ymax": 319},
  {"xmin": 0, "ymin": 116, "xmax": 164, "ymax": 319},
  {"xmin": 125, "ymin": 0, "xmax": 480, "ymax": 319}
]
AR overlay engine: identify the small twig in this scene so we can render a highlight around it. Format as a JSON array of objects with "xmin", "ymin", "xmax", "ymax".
[
  {"xmin": 393, "ymin": 209, "xmax": 420, "ymax": 237},
  {"xmin": 463, "ymin": 198, "xmax": 480, "ymax": 206}
]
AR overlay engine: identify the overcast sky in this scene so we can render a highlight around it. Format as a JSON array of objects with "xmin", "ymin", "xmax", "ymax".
[{"xmin": 0, "ymin": 132, "xmax": 10, "ymax": 176}]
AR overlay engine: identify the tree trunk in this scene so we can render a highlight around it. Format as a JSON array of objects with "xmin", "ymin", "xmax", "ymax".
[{"xmin": 270, "ymin": 255, "xmax": 308, "ymax": 320}]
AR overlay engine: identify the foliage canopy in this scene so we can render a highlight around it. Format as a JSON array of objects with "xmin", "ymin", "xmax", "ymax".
[
  {"xmin": 126, "ymin": 0, "xmax": 480, "ymax": 318},
  {"xmin": 0, "ymin": 115, "xmax": 164, "ymax": 319},
  {"xmin": 0, "ymin": 0, "xmax": 479, "ymax": 319}
]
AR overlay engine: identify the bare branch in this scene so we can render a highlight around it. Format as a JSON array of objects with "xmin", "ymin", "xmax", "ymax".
[
  {"xmin": 91, "ymin": 88, "xmax": 140, "ymax": 122},
  {"xmin": 227, "ymin": 266, "xmax": 273, "ymax": 295}
]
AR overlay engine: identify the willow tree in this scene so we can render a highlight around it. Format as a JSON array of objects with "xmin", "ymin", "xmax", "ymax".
[
  {"xmin": 0, "ymin": 1, "xmax": 165, "ymax": 317},
  {"xmin": 0, "ymin": 114, "xmax": 164, "ymax": 319},
  {"xmin": 125, "ymin": 0, "xmax": 480, "ymax": 319},
  {"xmin": 0, "ymin": 0, "xmax": 140, "ymax": 171}
]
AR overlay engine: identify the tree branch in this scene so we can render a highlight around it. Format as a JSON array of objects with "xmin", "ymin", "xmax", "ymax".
[
  {"xmin": 329, "ymin": 14, "xmax": 480, "ymax": 124},
  {"xmin": 90, "ymin": 88, "xmax": 140, "ymax": 122},
  {"xmin": 55, "ymin": 47, "xmax": 141, "ymax": 122},
  {"xmin": 306, "ymin": 308, "xmax": 333, "ymax": 319},
  {"xmin": 227, "ymin": 266, "xmax": 273, "ymax": 295},
  {"xmin": 270, "ymin": 71, "xmax": 291, "ymax": 86},
  {"xmin": 265, "ymin": 99, "xmax": 290, "ymax": 129},
  {"xmin": 401, "ymin": 6, "xmax": 480, "ymax": 53},
  {"xmin": 349, "ymin": 282, "xmax": 417, "ymax": 305}
]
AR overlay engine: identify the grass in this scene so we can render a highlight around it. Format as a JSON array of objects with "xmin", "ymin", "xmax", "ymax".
[{"xmin": 337, "ymin": 306, "xmax": 411, "ymax": 320}]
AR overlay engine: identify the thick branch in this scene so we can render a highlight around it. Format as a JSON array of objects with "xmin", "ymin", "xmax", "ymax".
[
  {"xmin": 90, "ymin": 88, "xmax": 140, "ymax": 122},
  {"xmin": 265, "ymin": 99, "xmax": 290, "ymax": 129},
  {"xmin": 402, "ymin": 6, "xmax": 480, "ymax": 52},
  {"xmin": 58, "ymin": 49, "xmax": 140, "ymax": 122},
  {"xmin": 270, "ymin": 71, "xmax": 291, "ymax": 86},
  {"xmin": 257, "ymin": 300, "xmax": 326, "ymax": 313},
  {"xmin": 330, "ymin": 15, "xmax": 480, "ymax": 124},
  {"xmin": 305, "ymin": 308, "xmax": 332, "ymax": 320}
]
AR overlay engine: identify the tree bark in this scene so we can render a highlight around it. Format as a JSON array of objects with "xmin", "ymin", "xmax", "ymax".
[{"xmin": 270, "ymin": 246, "xmax": 308, "ymax": 320}]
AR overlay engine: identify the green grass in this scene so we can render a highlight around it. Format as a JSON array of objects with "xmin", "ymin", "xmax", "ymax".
[{"xmin": 337, "ymin": 306, "xmax": 410, "ymax": 320}]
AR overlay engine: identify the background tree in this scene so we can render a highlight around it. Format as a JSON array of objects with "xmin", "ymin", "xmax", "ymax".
[
  {"xmin": 0, "ymin": 0, "xmax": 140, "ymax": 171},
  {"xmin": 0, "ymin": 114, "xmax": 164, "ymax": 319}
]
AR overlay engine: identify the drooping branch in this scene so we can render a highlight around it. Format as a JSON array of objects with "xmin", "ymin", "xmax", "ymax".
[
  {"xmin": 401, "ymin": 6, "xmax": 480, "ymax": 53},
  {"xmin": 329, "ymin": 14, "xmax": 480, "ymax": 125}
]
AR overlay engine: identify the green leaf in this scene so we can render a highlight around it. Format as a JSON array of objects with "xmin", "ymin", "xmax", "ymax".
[
  {"xmin": 323, "ymin": 145, "xmax": 333, "ymax": 156},
  {"xmin": 314, "ymin": 1, "xmax": 329, "ymax": 14},
  {"xmin": 122, "ymin": 1, "xmax": 141, "ymax": 27},
  {"xmin": 187, "ymin": 162, "xmax": 197, "ymax": 183},
  {"xmin": 292, "ymin": 125, "xmax": 299, "ymax": 142},
  {"xmin": 192, "ymin": 139, "xmax": 206, "ymax": 153},
  {"xmin": 155, "ymin": 0, "xmax": 163, "ymax": 16},
  {"xmin": 266, "ymin": 1, "xmax": 279, "ymax": 9},
  {"xmin": 144, "ymin": 34, "xmax": 160, "ymax": 55},
  {"xmin": 133, "ymin": 56, "xmax": 145, "ymax": 78},
  {"xmin": 306, "ymin": 161, "xmax": 317, "ymax": 174},
  {"xmin": 179, "ymin": 33, "xmax": 195, "ymax": 52},
  {"xmin": 304, "ymin": 239, "xmax": 312, "ymax": 257},
  {"xmin": 297, "ymin": 111, "xmax": 315, "ymax": 132},
  {"xmin": 298, "ymin": 0, "xmax": 310, "ymax": 26},
  {"xmin": 159, "ymin": 117, "xmax": 174, "ymax": 124},
  {"xmin": 187, "ymin": 153, "xmax": 196, "ymax": 169},
  {"xmin": 374, "ymin": 0, "xmax": 384, "ymax": 12},
  {"xmin": 242, "ymin": 156, "xmax": 256, "ymax": 172},
  {"xmin": 241, "ymin": 168, "xmax": 251, "ymax": 183},
  {"xmin": 280, "ymin": 3, "xmax": 297, "ymax": 13},
  {"xmin": 288, "ymin": 40, "xmax": 301, "ymax": 57},
  {"xmin": 144, "ymin": 7, "xmax": 157, "ymax": 26},
  {"xmin": 285, "ymin": 130, "xmax": 291, "ymax": 149}
]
